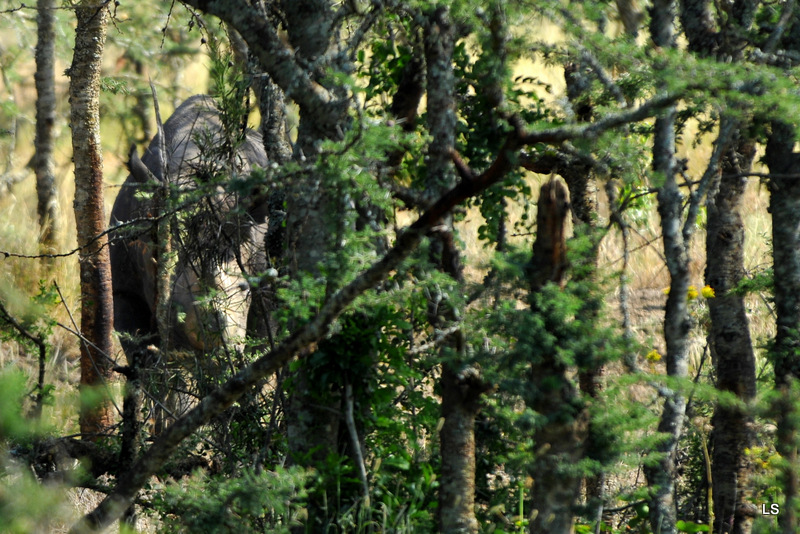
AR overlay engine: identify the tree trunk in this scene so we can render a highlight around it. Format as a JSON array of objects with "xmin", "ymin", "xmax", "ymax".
[
  {"xmin": 424, "ymin": 8, "xmax": 485, "ymax": 533},
  {"xmin": 69, "ymin": 0, "xmax": 114, "ymax": 439},
  {"xmin": 765, "ymin": 119, "xmax": 800, "ymax": 534},
  {"xmin": 645, "ymin": 107, "xmax": 688, "ymax": 534},
  {"xmin": 440, "ymin": 363, "xmax": 486, "ymax": 534},
  {"xmin": 527, "ymin": 178, "xmax": 587, "ymax": 534},
  {"xmin": 277, "ymin": 2, "xmax": 348, "ymax": 528},
  {"xmin": 676, "ymin": 0, "xmax": 759, "ymax": 528},
  {"xmin": 643, "ymin": 2, "xmax": 690, "ymax": 532},
  {"xmin": 34, "ymin": 0, "xmax": 58, "ymax": 256},
  {"xmin": 706, "ymin": 133, "xmax": 758, "ymax": 534},
  {"xmin": 118, "ymin": 360, "xmax": 142, "ymax": 527},
  {"xmin": 562, "ymin": 56, "xmax": 608, "ymax": 517}
]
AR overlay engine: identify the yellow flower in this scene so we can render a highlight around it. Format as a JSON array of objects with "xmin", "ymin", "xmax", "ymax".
[
  {"xmin": 687, "ymin": 286, "xmax": 698, "ymax": 300},
  {"xmin": 701, "ymin": 285, "xmax": 715, "ymax": 298},
  {"xmin": 646, "ymin": 349, "xmax": 662, "ymax": 362}
]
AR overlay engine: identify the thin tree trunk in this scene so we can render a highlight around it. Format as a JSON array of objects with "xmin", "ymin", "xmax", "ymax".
[
  {"xmin": 645, "ymin": 106, "xmax": 688, "ymax": 534},
  {"xmin": 118, "ymin": 359, "xmax": 142, "ymax": 528},
  {"xmin": 676, "ymin": 0, "xmax": 759, "ymax": 526},
  {"xmin": 69, "ymin": 0, "xmax": 114, "ymax": 439},
  {"xmin": 34, "ymin": 0, "xmax": 58, "ymax": 256},
  {"xmin": 765, "ymin": 119, "xmax": 800, "ymax": 534},
  {"xmin": 562, "ymin": 55, "xmax": 608, "ymax": 517},
  {"xmin": 643, "ymin": 1, "xmax": 689, "ymax": 532},
  {"xmin": 706, "ymin": 132, "xmax": 758, "ymax": 534}
]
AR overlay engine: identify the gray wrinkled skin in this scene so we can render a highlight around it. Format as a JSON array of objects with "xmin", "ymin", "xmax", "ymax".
[{"xmin": 109, "ymin": 95, "xmax": 269, "ymax": 362}]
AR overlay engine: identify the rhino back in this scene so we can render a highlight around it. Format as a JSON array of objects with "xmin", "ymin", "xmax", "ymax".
[{"xmin": 140, "ymin": 95, "xmax": 268, "ymax": 184}]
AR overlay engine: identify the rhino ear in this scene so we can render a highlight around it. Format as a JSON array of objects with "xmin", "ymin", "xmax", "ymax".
[{"xmin": 127, "ymin": 144, "xmax": 155, "ymax": 183}]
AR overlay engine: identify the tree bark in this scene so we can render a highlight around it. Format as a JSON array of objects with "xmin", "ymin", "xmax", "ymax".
[
  {"xmin": 422, "ymin": 8, "xmax": 486, "ymax": 533},
  {"xmin": 645, "ymin": 108, "xmax": 688, "ymax": 534},
  {"xmin": 527, "ymin": 178, "xmax": 588, "ymax": 534},
  {"xmin": 678, "ymin": 1, "xmax": 758, "ymax": 528},
  {"xmin": 766, "ymin": 119, "xmax": 800, "ymax": 534},
  {"xmin": 34, "ymin": 0, "xmax": 58, "ymax": 256},
  {"xmin": 69, "ymin": 0, "xmax": 115, "ymax": 439},
  {"xmin": 262, "ymin": 2, "xmax": 351, "ymax": 528},
  {"xmin": 643, "ymin": 1, "xmax": 690, "ymax": 532},
  {"xmin": 705, "ymin": 132, "xmax": 758, "ymax": 534}
]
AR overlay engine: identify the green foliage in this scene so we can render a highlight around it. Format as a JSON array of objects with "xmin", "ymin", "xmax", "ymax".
[
  {"xmin": 0, "ymin": 369, "xmax": 71, "ymax": 533},
  {"xmin": 0, "ymin": 461, "xmax": 70, "ymax": 534},
  {"xmin": 368, "ymin": 457, "xmax": 437, "ymax": 531},
  {"xmin": 206, "ymin": 34, "xmax": 251, "ymax": 158},
  {"xmin": 676, "ymin": 520, "xmax": 710, "ymax": 533},
  {"xmin": 675, "ymin": 423, "xmax": 711, "ymax": 525},
  {"xmin": 154, "ymin": 467, "xmax": 309, "ymax": 533},
  {"xmin": 452, "ymin": 34, "xmax": 545, "ymax": 246},
  {"xmin": 99, "ymin": 3, "xmax": 203, "ymax": 152},
  {"xmin": 0, "ymin": 369, "xmax": 33, "ymax": 443},
  {"xmin": 465, "ymin": 237, "xmax": 658, "ymax": 525},
  {"xmin": 0, "ymin": 281, "xmax": 57, "ymax": 343},
  {"xmin": 731, "ymin": 267, "xmax": 774, "ymax": 298}
]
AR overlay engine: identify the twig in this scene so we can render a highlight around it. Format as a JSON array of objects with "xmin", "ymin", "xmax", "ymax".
[
  {"xmin": 723, "ymin": 171, "xmax": 800, "ymax": 180},
  {"xmin": 0, "ymin": 200, "xmax": 192, "ymax": 261},
  {"xmin": 518, "ymin": 91, "xmax": 683, "ymax": 144},
  {"xmin": 344, "ymin": 382, "xmax": 370, "ymax": 505},
  {"xmin": 406, "ymin": 325, "xmax": 462, "ymax": 355},
  {"xmin": 607, "ymin": 180, "xmax": 639, "ymax": 373},
  {"xmin": 682, "ymin": 115, "xmax": 735, "ymax": 245},
  {"xmin": 603, "ymin": 499, "xmax": 648, "ymax": 514},
  {"xmin": 579, "ymin": 46, "xmax": 627, "ymax": 106},
  {"xmin": 53, "ymin": 281, "xmax": 122, "ymax": 419}
]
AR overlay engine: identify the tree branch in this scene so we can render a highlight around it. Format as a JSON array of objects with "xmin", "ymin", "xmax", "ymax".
[
  {"xmin": 518, "ymin": 91, "xmax": 682, "ymax": 145},
  {"xmin": 179, "ymin": 0, "xmax": 344, "ymax": 136},
  {"xmin": 69, "ymin": 75, "xmax": 686, "ymax": 534}
]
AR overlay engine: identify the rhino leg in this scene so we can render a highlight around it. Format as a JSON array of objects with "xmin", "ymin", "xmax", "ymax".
[{"xmin": 113, "ymin": 291, "xmax": 156, "ymax": 366}]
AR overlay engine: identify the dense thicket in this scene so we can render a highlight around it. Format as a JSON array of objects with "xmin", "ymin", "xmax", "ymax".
[{"xmin": 1, "ymin": 0, "xmax": 800, "ymax": 533}]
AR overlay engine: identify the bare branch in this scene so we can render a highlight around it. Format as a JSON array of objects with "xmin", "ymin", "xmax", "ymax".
[
  {"xmin": 344, "ymin": 383, "xmax": 370, "ymax": 505},
  {"xmin": 579, "ymin": 46, "xmax": 627, "ymax": 106},
  {"xmin": 682, "ymin": 114, "xmax": 736, "ymax": 244},
  {"xmin": 763, "ymin": 0, "xmax": 796, "ymax": 55},
  {"xmin": 519, "ymin": 91, "xmax": 682, "ymax": 145},
  {"xmin": 450, "ymin": 149, "xmax": 475, "ymax": 182}
]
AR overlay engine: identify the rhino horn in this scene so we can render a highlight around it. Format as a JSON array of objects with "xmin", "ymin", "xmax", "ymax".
[{"xmin": 127, "ymin": 144, "xmax": 156, "ymax": 184}]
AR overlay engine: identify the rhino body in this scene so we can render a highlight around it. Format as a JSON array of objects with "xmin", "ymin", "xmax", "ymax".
[{"xmin": 110, "ymin": 95, "xmax": 269, "ymax": 362}]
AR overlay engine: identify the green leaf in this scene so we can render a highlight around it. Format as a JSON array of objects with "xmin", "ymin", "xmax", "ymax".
[{"xmin": 676, "ymin": 520, "xmax": 710, "ymax": 533}]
